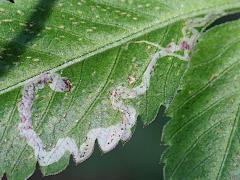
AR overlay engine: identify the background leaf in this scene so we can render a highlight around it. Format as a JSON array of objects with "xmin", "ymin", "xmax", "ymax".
[{"xmin": 162, "ymin": 19, "xmax": 240, "ymax": 179}]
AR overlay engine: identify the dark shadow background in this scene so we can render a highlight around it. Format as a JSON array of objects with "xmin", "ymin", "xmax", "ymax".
[
  {"xmin": 30, "ymin": 107, "xmax": 168, "ymax": 180},
  {"xmin": 0, "ymin": 0, "xmax": 57, "ymax": 77},
  {"xmin": 0, "ymin": 1, "xmax": 240, "ymax": 179}
]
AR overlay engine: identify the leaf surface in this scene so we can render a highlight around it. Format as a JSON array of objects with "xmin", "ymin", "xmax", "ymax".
[
  {"xmin": 1, "ymin": 0, "xmax": 240, "ymax": 179},
  {"xmin": 0, "ymin": 0, "xmax": 240, "ymax": 94}
]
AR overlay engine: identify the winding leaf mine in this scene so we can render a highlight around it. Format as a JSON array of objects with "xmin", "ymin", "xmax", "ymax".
[{"xmin": 16, "ymin": 13, "xmax": 218, "ymax": 167}]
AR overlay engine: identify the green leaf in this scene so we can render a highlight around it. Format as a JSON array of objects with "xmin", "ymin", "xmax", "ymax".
[
  {"xmin": 1, "ymin": 0, "xmax": 240, "ymax": 179},
  {"xmin": 162, "ymin": 19, "xmax": 240, "ymax": 179},
  {"xmin": 0, "ymin": 21, "xmax": 188, "ymax": 179},
  {"xmin": 0, "ymin": 0, "xmax": 240, "ymax": 94}
]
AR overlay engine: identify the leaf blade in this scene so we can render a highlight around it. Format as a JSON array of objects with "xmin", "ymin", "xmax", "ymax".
[{"xmin": 1, "ymin": 21, "xmax": 188, "ymax": 179}]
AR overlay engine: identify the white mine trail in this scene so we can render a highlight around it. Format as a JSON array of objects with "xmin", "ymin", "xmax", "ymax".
[{"xmin": 18, "ymin": 13, "xmax": 221, "ymax": 166}]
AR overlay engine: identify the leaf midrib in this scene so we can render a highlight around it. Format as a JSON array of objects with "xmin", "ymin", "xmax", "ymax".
[{"xmin": 1, "ymin": 2, "xmax": 239, "ymax": 95}]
